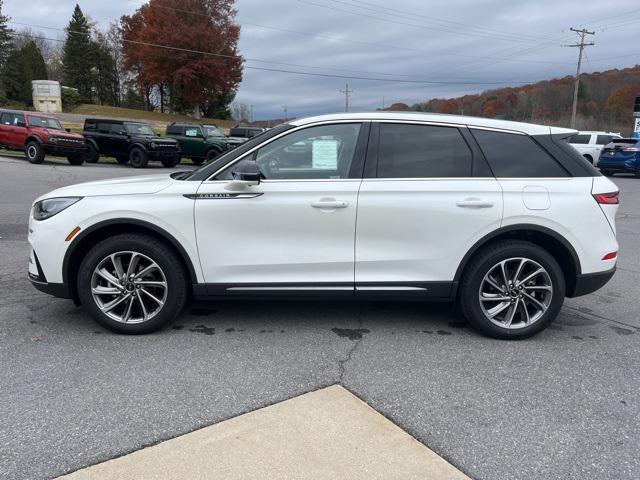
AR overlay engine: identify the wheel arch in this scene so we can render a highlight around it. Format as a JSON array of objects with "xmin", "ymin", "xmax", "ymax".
[
  {"xmin": 453, "ymin": 224, "xmax": 582, "ymax": 298},
  {"xmin": 85, "ymin": 137, "xmax": 99, "ymax": 151},
  {"xmin": 63, "ymin": 219, "xmax": 198, "ymax": 303},
  {"xmin": 25, "ymin": 135, "xmax": 43, "ymax": 146},
  {"xmin": 128, "ymin": 143, "xmax": 148, "ymax": 154},
  {"xmin": 205, "ymin": 144, "xmax": 223, "ymax": 156}
]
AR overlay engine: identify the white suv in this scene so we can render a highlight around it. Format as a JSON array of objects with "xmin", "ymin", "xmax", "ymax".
[
  {"xmin": 28, "ymin": 113, "xmax": 619, "ymax": 339},
  {"xmin": 568, "ymin": 131, "xmax": 622, "ymax": 165}
]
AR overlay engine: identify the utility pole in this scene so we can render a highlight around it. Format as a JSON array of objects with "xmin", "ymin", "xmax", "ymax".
[
  {"xmin": 381, "ymin": 96, "xmax": 385, "ymax": 110},
  {"xmin": 282, "ymin": 105, "xmax": 288, "ymax": 121},
  {"xmin": 250, "ymin": 104, "xmax": 254, "ymax": 123},
  {"xmin": 567, "ymin": 27, "xmax": 594, "ymax": 129},
  {"xmin": 340, "ymin": 84, "xmax": 353, "ymax": 112}
]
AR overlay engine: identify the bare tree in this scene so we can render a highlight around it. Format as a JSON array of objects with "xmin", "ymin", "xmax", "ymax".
[{"xmin": 231, "ymin": 101, "xmax": 250, "ymax": 122}]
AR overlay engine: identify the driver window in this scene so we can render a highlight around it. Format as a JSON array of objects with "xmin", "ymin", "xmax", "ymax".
[{"xmin": 219, "ymin": 123, "xmax": 361, "ymax": 180}]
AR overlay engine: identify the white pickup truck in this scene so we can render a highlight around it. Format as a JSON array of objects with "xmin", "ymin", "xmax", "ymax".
[{"xmin": 568, "ymin": 131, "xmax": 622, "ymax": 165}]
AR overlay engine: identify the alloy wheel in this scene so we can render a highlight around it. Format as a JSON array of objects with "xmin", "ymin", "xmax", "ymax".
[
  {"xmin": 27, "ymin": 145, "xmax": 37, "ymax": 160},
  {"xmin": 479, "ymin": 257, "xmax": 553, "ymax": 329},
  {"xmin": 90, "ymin": 251, "xmax": 168, "ymax": 324}
]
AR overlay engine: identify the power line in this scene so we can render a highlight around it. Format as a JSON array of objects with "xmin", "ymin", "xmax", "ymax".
[
  {"xmin": 7, "ymin": 24, "xmax": 549, "ymax": 86},
  {"xmin": 566, "ymin": 27, "xmax": 595, "ymax": 129}
]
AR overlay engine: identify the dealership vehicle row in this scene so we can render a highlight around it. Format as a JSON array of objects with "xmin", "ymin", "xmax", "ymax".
[{"xmin": 0, "ymin": 108, "xmax": 263, "ymax": 167}]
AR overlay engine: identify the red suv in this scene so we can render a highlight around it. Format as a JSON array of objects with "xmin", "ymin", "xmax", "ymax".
[{"xmin": 0, "ymin": 110, "xmax": 86, "ymax": 165}]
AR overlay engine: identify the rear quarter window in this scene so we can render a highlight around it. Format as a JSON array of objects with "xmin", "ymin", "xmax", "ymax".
[
  {"xmin": 568, "ymin": 134, "xmax": 591, "ymax": 144},
  {"xmin": 471, "ymin": 129, "xmax": 569, "ymax": 178}
]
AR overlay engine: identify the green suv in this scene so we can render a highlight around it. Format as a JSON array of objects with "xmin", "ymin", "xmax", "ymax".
[{"xmin": 165, "ymin": 123, "xmax": 228, "ymax": 165}]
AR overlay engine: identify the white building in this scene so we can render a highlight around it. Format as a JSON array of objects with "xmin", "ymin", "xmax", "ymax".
[{"xmin": 32, "ymin": 80, "xmax": 62, "ymax": 113}]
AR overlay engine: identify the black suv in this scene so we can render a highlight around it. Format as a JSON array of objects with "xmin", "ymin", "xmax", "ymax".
[{"xmin": 82, "ymin": 119, "xmax": 181, "ymax": 168}]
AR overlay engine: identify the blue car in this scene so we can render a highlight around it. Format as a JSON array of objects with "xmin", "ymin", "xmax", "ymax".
[{"xmin": 598, "ymin": 138, "xmax": 640, "ymax": 177}]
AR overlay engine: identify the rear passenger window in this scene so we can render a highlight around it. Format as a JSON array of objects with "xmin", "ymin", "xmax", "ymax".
[
  {"xmin": 97, "ymin": 123, "xmax": 111, "ymax": 134},
  {"xmin": 377, "ymin": 123, "xmax": 472, "ymax": 178},
  {"xmin": 185, "ymin": 127, "xmax": 200, "ymax": 137},
  {"xmin": 568, "ymin": 134, "xmax": 591, "ymax": 144},
  {"xmin": 1, "ymin": 112, "xmax": 24, "ymax": 125},
  {"xmin": 472, "ymin": 129, "xmax": 568, "ymax": 178},
  {"xmin": 166, "ymin": 125, "xmax": 181, "ymax": 135}
]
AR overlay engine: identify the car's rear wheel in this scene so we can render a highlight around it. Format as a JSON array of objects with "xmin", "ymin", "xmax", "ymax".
[
  {"xmin": 601, "ymin": 169, "xmax": 614, "ymax": 176},
  {"xmin": 116, "ymin": 156, "xmax": 129, "ymax": 164},
  {"xmin": 84, "ymin": 143, "xmax": 99, "ymax": 163},
  {"xmin": 129, "ymin": 147, "xmax": 148, "ymax": 168},
  {"xmin": 26, "ymin": 141, "xmax": 45, "ymax": 164},
  {"xmin": 459, "ymin": 240, "xmax": 565, "ymax": 339},
  {"xmin": 191, "ymin": 157, "xmax": 204, "ymax": 166},
  {"xmin": 77, "ymin": 234, "xmax": 188, "ymax": 334},
  {"xmin": 67, "ymin": 153, "xmax": 85, "ymax": 165}
]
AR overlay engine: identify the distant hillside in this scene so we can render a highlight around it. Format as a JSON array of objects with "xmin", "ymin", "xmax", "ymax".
[{"xmin": 386, "ymin": 66, "xmax": 640, "ymax": 135}]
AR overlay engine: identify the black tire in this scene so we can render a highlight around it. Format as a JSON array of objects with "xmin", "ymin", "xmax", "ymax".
[
  {"xmin": 77, "ymin": 233, "xmax": 188, "ymax": 334},
  {"xmin": 601, "ymin": 169, "xmax": 614, "ymax": 176},
  {"xmin": 25, "ymin": 140, "xmax": 45, "ymax": 164},
  {"xmin": 67, "ymin": 153, "xmax": 85, "ymax": 166},
  {"xmin": 129, "ymin": 147, "xmax": 148, "ymax": 168},
  {"xmin": 161, "ymin": 155, "xmax": 181, "ymax": 168},
  {"xmin": 205, "ymin": 148, "xmax": 222, "ymax": 162},
  {"xmin": 84, "ymin": 143, "xmax": 99, "ymax": 163},
  {"xmin": 191, "ymin": 157, "xmax": 204, "ymax": 166},
  {"xmin": 458, "ymin": 240, "xmax": 565, "ymax": 340},
  {"xmin": 583, "ymin": 154, "xmax": 593, "ymax": 164},
  {"xmin": 116, "ymin": 156, "xmax": 129, "ymax": 164}
]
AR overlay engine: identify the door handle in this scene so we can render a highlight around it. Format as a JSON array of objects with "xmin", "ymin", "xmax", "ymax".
[
  {"xmin": 311, "ymin": 200, "xmax": 348, "ymax": 209},
  {"xmin": 456, "ymin": 198, "xmax": 494, "ymax": 208}
]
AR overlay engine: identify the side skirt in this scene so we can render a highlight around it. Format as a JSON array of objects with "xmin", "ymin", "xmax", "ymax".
[{"xmin": 192, "ymin": 282, "xmax": 455, "ymax": 302}]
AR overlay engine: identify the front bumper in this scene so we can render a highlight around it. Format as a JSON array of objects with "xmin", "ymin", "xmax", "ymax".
[
  {"xmin": 147, "ymin": 149, "xmax": 181, "ymax": 160},
  {"xmin": 568, "ymin": 266, "xmax": 616, "ymax": 297},
  {"xmin": 28, "ymin": 248, "xmax": 71, "ymax": 299},
  {"xmin": 43, "ymin": 144, "xmax": 86, "ymax": 156}
]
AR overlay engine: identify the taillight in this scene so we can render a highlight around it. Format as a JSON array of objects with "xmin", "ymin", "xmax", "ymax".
[
  {"xmin": 623, "ymin": 147, "xmax": 640, "ymax": 152},
  {"xmin": 593, "ymin": 192, "xmax": 619, "ymax": 205},
  {"xmin": 602, "ymin": 251, "xmax": 617, "ymax": 260}
]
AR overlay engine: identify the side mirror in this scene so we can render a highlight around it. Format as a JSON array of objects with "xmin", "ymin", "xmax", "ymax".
[{"xmin": 225, "ymin": 160, "xmax": 261, "ymax": 190}]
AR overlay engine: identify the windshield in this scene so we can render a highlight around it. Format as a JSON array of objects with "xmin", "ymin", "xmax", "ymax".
[
  {"xmin": 29, "ymin": 116, "xmax": 62, "ymax": 130},
  {"xmin": 203, "ymin": 125, "xmax": 223, "ymax": 137},
  {"xmin": 125, "ymin": 123, "xmax": 155, "ymax": 136}
]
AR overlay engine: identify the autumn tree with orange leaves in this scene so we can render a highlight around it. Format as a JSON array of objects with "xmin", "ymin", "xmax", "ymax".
[{"xmin": 120, "ymin": 0, "xmax": 243, "ymax": 118}]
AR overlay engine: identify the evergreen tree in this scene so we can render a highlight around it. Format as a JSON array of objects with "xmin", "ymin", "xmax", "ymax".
[
  {"xmin": 3, "ymin": 41, "xmax": 47, "ymax": 105},
  {"xmin": 62, "ymin": 5, "xmax": 94, "ymax": 101},
  {"xmin": 0, "ymin": 0, "xmax": 11, "ymax": 71}
]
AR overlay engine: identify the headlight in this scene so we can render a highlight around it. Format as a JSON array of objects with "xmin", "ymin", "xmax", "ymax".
[
  {"xmin": 33, "ymin": 197, "xmax": 82, "ymax": 221},
  {"xmin": 48, "ymin": 136, "xmax": 58, "ymax": 143},
  {"xmin": 150, "ymin": 142, "xmax": 157, "ymax": 149}
]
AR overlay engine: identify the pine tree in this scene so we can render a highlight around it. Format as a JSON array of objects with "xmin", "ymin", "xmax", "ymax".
[
  {"xmin": 3, "ymin": 41, "xmax": 47, "ymax": 105},
  {"xmin": 62, "ymin": 4, "xmax": 94, "ymax": 102},
  {"xmin": 0, "ymin": 0, "xmax": 11, "ymax": 71}
]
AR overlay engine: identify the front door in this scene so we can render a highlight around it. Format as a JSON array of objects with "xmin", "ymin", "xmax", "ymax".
[
  {"xmin": 355, "ymin": 122, "xmax": 503, "ymax": 297},
  {"xmin": 194, "ymin": 122, "xmax": 368, "ymax": 294}
]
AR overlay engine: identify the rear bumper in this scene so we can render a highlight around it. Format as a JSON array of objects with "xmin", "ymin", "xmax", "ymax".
[{"xmin": 568, "ymin": 266, "xmax": 616, "ymax": 297}]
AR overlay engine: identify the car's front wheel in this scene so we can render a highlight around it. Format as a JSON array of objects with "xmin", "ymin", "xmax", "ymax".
[
  {"xmin": 26, "ymin": 140, "xmax": 45, "ymax": 164},
  {"xmin": 84, "ymin": 143, "xmax": 99, "ymax": 163},
  {"xmin": 77, "ymin": 234, "xmax": 188, "ymax": 334},
  {"xmin": 67, "ymin": 153, "xmax": 85, "ymax": 165},
  {"xmin": 459, "ymin": 240, "xmax": 565, "ymax": 339},
  {"xmin": 161, "ymin": 155, "xmax": 181, "ymax": 168},
  {"xmin": 129, "ymin": 147, "xmax": 148, "ymax": 168}
]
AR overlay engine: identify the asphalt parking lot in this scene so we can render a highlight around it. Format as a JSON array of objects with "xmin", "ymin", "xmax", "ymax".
[{"xmin": 1, "ymin": 154, "xmax": 639, "ymax": 480}]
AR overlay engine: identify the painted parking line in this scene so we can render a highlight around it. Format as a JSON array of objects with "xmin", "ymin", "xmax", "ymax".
[{"xmin": 58, "ymin": 385, "xmax": 469, "ymax": 480}]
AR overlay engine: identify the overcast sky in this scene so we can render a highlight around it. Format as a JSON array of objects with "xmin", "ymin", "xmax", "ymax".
[{"xmin": 5, "ymin": 0, "xmax": 640, "ymax": 119}]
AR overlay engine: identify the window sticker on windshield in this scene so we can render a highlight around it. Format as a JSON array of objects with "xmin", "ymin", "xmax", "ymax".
[{"xmin": 312, "ymin": 139, "xmax": 338, "ymax": 170}]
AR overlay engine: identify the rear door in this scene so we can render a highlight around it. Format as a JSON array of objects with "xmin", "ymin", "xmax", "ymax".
[
  {"xmin": 9, "ymin": 113, "xmax": 28, "ymax": 147},
  {"xmin": 354, "ymin": 122, "xmax": 503, "ymax": 297}
]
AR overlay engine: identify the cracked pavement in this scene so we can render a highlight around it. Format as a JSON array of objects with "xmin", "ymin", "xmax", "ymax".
[{"xmin": 1, "ymin": 156, "xmax": 639, "ymax": 479}]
